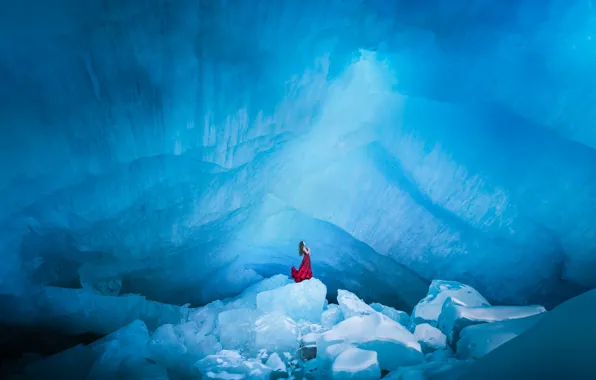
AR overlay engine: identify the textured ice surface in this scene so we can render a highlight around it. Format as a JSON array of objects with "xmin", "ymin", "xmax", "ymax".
[
  {"xmin": 412, "ymin": 281, "xmax": 490, "ymax": 326},
  {"xmin": 437, "ymin": 299, "xmax": 546, "ymax": 345},
  {"xmin": 3, "ymin": 0, "xmax": 596, "ymax": 333},
  {"xmin": 337, "ymin": 289, "xmax": 376, "ymax": 319},
  {"xmin": 3, "ymin": 0, "xmax": 596, "ymax": 374},
  {"xmin": 414, "ymin": 323, "xmax": 447, "ymax": 353},
  {"xmin": 253, "ymin": 312, "xmax": 299, "ymax": 354},
  {"xmin": 459, "ymin": 289, "xmax": 596, "ymax": 379},
  {"xmin": 318, "ymin": 313, "xmax": 423, "ymax": 370},
  {"xmin": 370, "ymin": 303, "xmax": 411, "ymax": 328},
  {"xmin": 256, "ymin": 278, "xmax": 326, "ymax": 322},
  {"xmin": 321, "ymin": 304, "xmax": 345, "ymax": 329},
  {"xmin": 456, "ymin": 313, "xmax": 544, "ymax": 360},
  {"xmin": 195, "ymin": 350, "xmax": 271, "ymax": 380},
  {"xmin": 331, "ymin": 347, "xmax": 381, "ymax": 380},
  {"xmin": 218, "ymin": 308, "xmax": 261, "ymax": 351},
  {"xmin": 265, "ymin": 352, "xmax": 287, "ymax": 374}
]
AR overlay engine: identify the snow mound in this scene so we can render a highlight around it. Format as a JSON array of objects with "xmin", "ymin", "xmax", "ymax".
[
  {"xmin": 257, "ymin": 278, "xmax": 327, "ymax": 323},
  {"xmin": 331, "ymin": 347, "xmax": 381, "ymax": 380},
  {"xmin": 437, "ymin": 298, "xmax": 546, "ymax": 345},
  {"xmin": 412, "ymin": 280, "xmax": 490, "ymax": 326}
]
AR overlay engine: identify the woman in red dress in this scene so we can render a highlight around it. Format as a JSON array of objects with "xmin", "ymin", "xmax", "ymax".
[{"xmin": 291, "ymin": 241, "xmax": 312, "ymax": 283}]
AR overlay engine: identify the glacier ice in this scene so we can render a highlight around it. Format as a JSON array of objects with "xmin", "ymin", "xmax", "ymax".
[
  {"xmin": 331, "ymin": 347, "xmax": 381, "ymax": 380},
  {"xmin": 253, "ymin": 312, "xmax": 299, "ymax": 354},
  {"xmin": 370, "ymin": 303, "xmax": 411, "ymax": 329},
  {"xmin": 2, "ymin": 0, "xmax": 596, "ymax": 377},
  {"xmin": 318, "ymin": 313, "xmax": 424, "ymax": 371},
  {"xmin": 337, "ymin": 289, "xmax": 377, "ymax": 319},
  {"xmin": 459, "ymin": 289, "xmax": 596, "ymax": 380},
  {"xmin": 9, "ymin": 276, "xmax": 596, "ymax": 379},
  {"xmin": 321, "ymin": 303, "xmax": 345, "ymax": 329},
  {"xmin": 456, "ymin": 314, "xmax": 544, "ymax": 360},
  {"xmin": 437, "ymin": 299, "xmax": 546, "ymax": 345},
  {"xmin": 412, "ymin": 280, "xmax": 490, "ymax": 326},
  {"xmin": 256, "ymin": 278, "xmax": 326, "ymax": 323},
  {"xmin": 413, "ymin": 323, "xmax": 447, "ymax": 354}
]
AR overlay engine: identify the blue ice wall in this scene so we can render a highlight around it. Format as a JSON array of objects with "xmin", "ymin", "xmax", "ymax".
[{"xmin": 0, "ymin": 0, "xmax": 595, "ymax": 314}]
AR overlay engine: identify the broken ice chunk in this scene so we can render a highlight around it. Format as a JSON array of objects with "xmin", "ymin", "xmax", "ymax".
[
  {"xmin": 321, "ymin": 303, "xmax": 345, "ymax": 329},
  {"xmin": 412, "ymin": 280, "xmax": 490, "ymax": 326},
  {"xmin": 370, "ymin": 303, "xmax": 411, "ymax": 329},
  {"xmin": 413, "ymin": 323, "xmax": 447, "ymax": 353},
  {"xmin": 253, "ymin": 312, "xmax": 299, "ymax": 354},
  {"xmin": 437, "ymin": 299, "xmax": 546, "ymax": 345},
  {"xmin": 256, "ymin": 278, "xmax": 326, "ymax": 323},
  {"xmin": 218, "ymin": 308, "xmax": 261, "ymax": 350},
  {"xmin": 456, "ymin": 313, "xmax": 545, "ymax": 359},
  {"xmin": 318, "ymin": 313, "xmax": 423, "ymax": 371},
  {"xmin": 331, "ymin": 347, "xmax": 381, "ymax": 380},
  {"xmin": 337, "ymin": 289, "xmax": 376, "ymax": 319}
]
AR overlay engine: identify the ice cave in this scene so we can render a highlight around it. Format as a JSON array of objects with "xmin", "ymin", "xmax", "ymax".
[{"xmin": 1, "ymin": 0, "xmax": 596, "ymax": 379}]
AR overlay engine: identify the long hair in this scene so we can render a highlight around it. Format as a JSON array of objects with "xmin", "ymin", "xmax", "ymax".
[{"xmin": 298, "ymin": 241, "xmax": 305, "ymax": 256}]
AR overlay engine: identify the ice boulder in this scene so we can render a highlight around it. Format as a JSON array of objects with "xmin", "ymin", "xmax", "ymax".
[
  {"xmin": 226, "ymin": 275, "xmax": 292, "ymax": 310},
  {"xmin": 253, "ymin": 312, "xmax": 299, "ymax": 354},
  {"xmin": 414, "ymin": 324, "xmax": 447, "ymax": 353},
  {"xmin": 321, "ymin": 304, "xmax": 345, "ymax": 329},
  {"xmin": 456, "ymin": 313, "xmax": 545, "ymax": 360},
  {"xmin": 412, "ymin": 281, "xmax": 490, "ymax": 326},
  {"xmin": 318, "ymin": 313, "xmax": 423, "ymax": 371},
  {"xmin": 196, "ymin": 350, "xmax": 271, "ymax": 380},
  {"xmin": 331, "ymin": 347, "xmax": 381, "ymax": 380},
  {"xmin": 188, "ymin": 300, "xmax": 225, "ymax": 336},
  {"xmin": 218, "ymin": 308, "xmax": 261, "ymax": 350},
  {"xmin": 437, "ymin": 299, "xmax": 546, "ymax": 345},
  {"xmin": 266, "ymin": 352, "xmax": 289, "ymax": 379},
  {"xmin": 256, "ymin": 278, "xmax": 326, "ymax": 323},
  {"xmin": 337, "ymin": 289, "xmax": 376, "ymax": 319},
  {"xmin": 370, "ymin": 303, "xmax": 411, "ymax": 329}
]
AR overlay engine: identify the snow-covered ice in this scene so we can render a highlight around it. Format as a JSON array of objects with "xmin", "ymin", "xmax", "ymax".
[
  {"xmin": 414, "ymin": 323, "xmax": 447, "ymax": 353},
  {"xmin": 337, "ymin": 289, "xmax": 377, "ymax": 319},
  {"xmin": 318, "ymin": 313, "xmax": 424, "ymax": 370},
  {"xmin": 331, "ymin": 347, "xmax": 381, "ymax": 379},
  {"xmin": 11, "ymin": 276, "xmax": 594, "ymax": 380},
  {"xmin": 437, "ymin": 299, "xmax": 546, "ymax": 345},
  {"xmin": 412, "ymin": 280, "xmax": 490, "ymax": 326}
]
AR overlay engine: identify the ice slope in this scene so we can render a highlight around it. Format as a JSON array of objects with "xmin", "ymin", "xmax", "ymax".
[{"xmin": 0, "ymin": 0, "xmax": 595, "ymax": 334}]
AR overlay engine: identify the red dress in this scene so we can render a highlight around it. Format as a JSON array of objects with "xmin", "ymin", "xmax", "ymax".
[{"xmin": 291, "ymin": 253, "xmax": 312, "ymax": 283}]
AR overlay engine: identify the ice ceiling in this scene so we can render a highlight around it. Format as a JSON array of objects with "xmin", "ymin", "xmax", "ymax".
[{"xmin": 0, "ymin": 0, "xmax": 595, "ymax": 315}]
